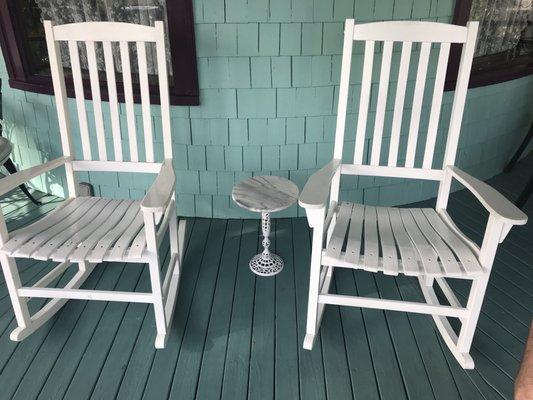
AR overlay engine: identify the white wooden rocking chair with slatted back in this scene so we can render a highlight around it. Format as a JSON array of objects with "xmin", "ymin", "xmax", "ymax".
[
  {"xmin": 299, "ymin": 19, "xmax": 528, "ymax": 369},
  {"xmin": 0, "ymin": 21, "xmax": 185, "ymax": 348}
]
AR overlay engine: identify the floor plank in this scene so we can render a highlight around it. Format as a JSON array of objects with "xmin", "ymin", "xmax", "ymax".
[
  {"xmin": 192, "ymin": 219, "xmax": 242, "ymax": 400},
  {"xmin": 274, "ymin": 219, "xmax": 300, "ymax": 400},
  {"xmin": 292, "ymin": 218, "xmax": 328, "ymax": 400},
  {"xmin": 141, "ymin": 219, "xmax": 212, "ymax": 400},
  {"xmin": 220, "ymin": 219, "xmax": 258, "ymax": 400},
  {"xmin": 17, "ymin": 262, "xmax": 125, "ymax": 400}
]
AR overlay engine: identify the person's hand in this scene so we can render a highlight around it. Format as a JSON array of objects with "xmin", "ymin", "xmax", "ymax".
[{"xmin": 515, "ymin": 323, "xmax": 533, "ymax": 400}]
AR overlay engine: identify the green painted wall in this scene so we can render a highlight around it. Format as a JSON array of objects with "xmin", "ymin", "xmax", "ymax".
[{"xmin": 1, "ymin": 0, "xmax": 532, "ymax": 218}]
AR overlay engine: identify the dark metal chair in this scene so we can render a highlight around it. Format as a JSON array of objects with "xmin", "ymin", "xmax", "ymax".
[{"xmin": 0, "ymin": 79, "xmax": 42, "ymax": 205}]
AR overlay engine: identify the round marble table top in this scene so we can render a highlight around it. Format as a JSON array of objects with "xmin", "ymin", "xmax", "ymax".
[{"xmin": 232, "ymin": 176, "xmax": 299, "ymax": 213}]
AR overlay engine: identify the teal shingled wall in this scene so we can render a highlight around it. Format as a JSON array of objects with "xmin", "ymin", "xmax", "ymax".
[{"xmin": 1, "ymin": 0, "xmax": 532, "ymax": 218}]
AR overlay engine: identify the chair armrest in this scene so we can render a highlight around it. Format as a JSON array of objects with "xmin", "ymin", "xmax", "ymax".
[
  {"xmin": 447, "ymin": 166, "xmax": 527, "ymax": 226},
  {"xmin": 0, "ymin": 156, "xmax": 69, "ymax": 197},
  {"xmin": 298, "ymin": 159, "xmax": 341, "ymax": 210},
  {"xmin": 140, "ymin": 159, "xmax": 176, "ymax": 213}
]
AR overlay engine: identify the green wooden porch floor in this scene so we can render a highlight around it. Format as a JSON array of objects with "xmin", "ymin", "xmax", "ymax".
[{"xmin": 0, "ymin": 157, "xmax": 531, "ymax": 400}]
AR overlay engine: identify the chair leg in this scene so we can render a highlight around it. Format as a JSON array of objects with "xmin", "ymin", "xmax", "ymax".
[
  {"xmin": 303, "ymin": 207, "xmax": 327, "ymax": 350},
  {"xmin": 303, "ymin": 262, "xmax": 321, "ymax": 350},
  {"xmin": 303, "ymin": 228, "xmax": 325, "ymax": 350},
  {"xmin": 148, "ymin": 254, "xmax": 168, "ymax": 349},
  {"xmin": 315, "ymin": 265, "xmax": 334, "ymax": 334},
  {"xmin": 159, "ymin": 213, "xmax": 183, "ymax": 335},
  {"xmin": 457, "ymin": 275, "xmax": 489, "ymax": 354},
  {"xmin": 0, "ymin": 254, "xmax": 31, "ymax": 329}
]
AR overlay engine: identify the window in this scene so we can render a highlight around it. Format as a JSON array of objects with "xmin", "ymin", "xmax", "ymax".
[
  {"xmin": 445, "ymin": 0, "xmax": 533, "ymax": 89},
  {"xmin": 0, "ymin": 0, "xmax": 199, "ymax": 105}
]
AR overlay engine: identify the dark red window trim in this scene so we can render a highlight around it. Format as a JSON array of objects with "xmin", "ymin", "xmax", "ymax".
[
  {"xmin": 445, "ymin": 0, "xmax": 533, "ymax": 91},
  {"xmin": 0, "ymin": 0, "xmax": 199, "ymax": 105}
]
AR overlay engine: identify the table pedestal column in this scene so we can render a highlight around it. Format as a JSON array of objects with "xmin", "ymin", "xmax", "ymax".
[{"xmin": 249, "ymin": 212, "xmax": 284, "ymax": 276}]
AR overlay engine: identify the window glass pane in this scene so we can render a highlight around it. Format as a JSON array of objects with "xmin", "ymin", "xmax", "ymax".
[
  {"xmin": 15, "ymin": 0, "xmax": 172, "ymax": 85},
  {"xmin": 470, "ymin": 0, "xmax": 533, "ymax": 58}
]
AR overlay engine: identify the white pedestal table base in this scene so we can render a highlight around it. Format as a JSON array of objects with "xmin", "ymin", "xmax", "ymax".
[{"xmin": 249, "ymin": 212, "xmax": 284, "ymax": 276}]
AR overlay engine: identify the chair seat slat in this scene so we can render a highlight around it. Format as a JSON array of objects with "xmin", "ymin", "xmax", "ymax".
[
  {"xmin": 325, "ymin": 202, "xmax": 352, "ymax": 260},
  {"xmin": 70, "ymin": 200, "xmax": 132, "ymax": 262},
  {"xmin": 86, "ymin": 201, "xmax": 142, "ymax": 263},
  {"xmin": 363, "ymin": 205, "xmax": 379, "ymax": 271},
  {"xmin": 387, "ymin": 207, "xmax": 419, "ymax": 275},
  {"xmin": 127, "ymin": 227, "xmax": 147, "ymax": 260},
  {"xmin": 399, "ymin": 208, "xmax": 441, "ymax": 275},
  {"xmin": 322, "ymin": 203, "xmax": 484, "ymax": 279},
  {"xmin": 50, "ymin": 200, "xmax": 123, "ymax": 262},
  {"xmin": 376, "ymin": 206, "xmax": 399, "ymax": 275},
  {"xmin": 1, "ymin": 197, "xmax": 150, "ymax": 263},
  {"xmin": 31, "ymin": 198, "xmax": 114, "ymax": 260},
  {"xmin": 107, "ymin": 211, "xmax": 145, "ymax": 260},
  {"xmin": 422, "ymin": 209, "xmax": 483, "ymax": 275},
  {"xmin": 11, "ymin": 198, "xmax": 101, "ymax": 257},
  {"xmin": 409, "ymin": 208, "xmax": 462, "ymax": 275},
  {"xmin": 1, "ymin": 198, "xmax": 78, "ymax": 254},
  {"xmin": 344, "ymin": 203, "xmax": 364, "ymax": 264}
]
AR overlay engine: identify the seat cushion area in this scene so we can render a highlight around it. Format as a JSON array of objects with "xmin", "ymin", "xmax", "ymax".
[
  {"xmin": 0, "ymin": 197, "xmax": 150, "ymax": 263},
  {"xmin": 323, "ymin": 202, "xmax": 483, "ymax": 278}
]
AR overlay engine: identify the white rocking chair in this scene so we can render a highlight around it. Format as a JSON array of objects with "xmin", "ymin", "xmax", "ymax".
[
  {"xmin": 299, "ymin": 19, "xmax": 528, "ymax": 369},
  {"xmin": 0, "ymin": 21, "xmax": 184, "ymax": 348}
]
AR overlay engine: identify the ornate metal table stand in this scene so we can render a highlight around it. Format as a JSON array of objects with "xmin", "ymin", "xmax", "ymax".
[{"xmin": 249, "ymin": 212, "xmax": 283, "ymax": 276}]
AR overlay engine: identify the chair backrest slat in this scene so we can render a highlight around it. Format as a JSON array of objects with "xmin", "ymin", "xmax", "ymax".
[
  {"xmin": 85, "ymin": 41, "xmax": 107, "ymax": 161},
  {"xmin": 44, "ymin": 20, "xmax": 173, "ymax": 172},
  {"xmin": 333, "ymin": 19, "xmax": 355, "ymax": 160},
  {"xmin": 370, "ymin": 40, "xmax": 393, "ymax": 166},
  {"xmin": 137, "ymin": 41, "xmax": 154, "ymax": 162},
  {"xmin": 155, "ymin": 22, "xmax": 173, "ymax": 159},
  {"xmin": 423, "ymin": 42, "xmax": 450, "ymax": 169},
  {"xmin": 43, "ymin": 21, "xmax": 78, "ymax": 196},
  {"xmin": 443, "ymin": 22, "xmax": 479, "ymax": 168},
  {"xmin": 68, "ymin": 40, "xmax": 92, "ymax": 161},
  {"xmin": 119, "ymin": 41, "xmax": 139, "ymax": 162},
  {"xmin": 102, "ymin": 41, "xmax": 123, "ymax": 162},
  {"xmin": 405, "ymin": 42, "xmax": 431, "ymax": 168},
  {"xmin": 388, "ymin": 41, "xmax": 412, "ymax": 167},
  {"xmin": 335, "ymin": 20, "xmax": 478, "ymax": 180},
  {"xmin": 354, "ymin": 40, "xmax": 375, "ymax": 165}
]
